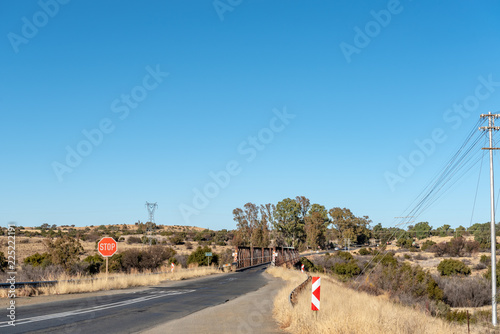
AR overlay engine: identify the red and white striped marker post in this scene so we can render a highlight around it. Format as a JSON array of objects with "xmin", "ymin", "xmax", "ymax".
[
  {"xmin": 311, "ymin": 277, "xmax": 320, "ymax": 311},
  {"xmin": 232, "ymin": 251, "xmax": 238, "ymax": 263},
  {"xmin": 171, "ymin": 263, "xmax": 175, "ymax": 273},
  {"xmin": 301, "ymin": 264, "xmax": 304, "ymax": 273}
]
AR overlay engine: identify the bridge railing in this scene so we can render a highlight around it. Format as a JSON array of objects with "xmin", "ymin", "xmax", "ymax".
[{"xmin": 234, "ymin": 246, "xmax": 299, "ymax": 269}]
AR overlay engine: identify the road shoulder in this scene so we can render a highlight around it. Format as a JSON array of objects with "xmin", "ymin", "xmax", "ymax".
[{"xmin": 141, "ymin": 272, "xmax": 284, "ymax": 334}]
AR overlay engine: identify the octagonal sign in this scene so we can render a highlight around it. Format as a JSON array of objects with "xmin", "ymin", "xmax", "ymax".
[{"xmin": 98, "ymin": 237, "xmax": 117, "ymax": 257}]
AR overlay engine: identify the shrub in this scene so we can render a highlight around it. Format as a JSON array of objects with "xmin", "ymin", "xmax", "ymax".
[
  {"xmin": 44, "ymin": 236, "xmax": 84, "ymax": 271},
  {"xmin": 335, "ymin": 251, "xmax": 353, "ymax": 261},
  {"xmin": 83, "ymin": 254, "xmax": 104, "ymax": 275},
  {"xmin": 403, "ymin": 254, "xmax": 411, "ymax": 260},
  {"xmin": 23, "ymin": 252, "xmax": 52, "ymax": 268},
  {"xmin": 299, "ymin": 257, "xmax": 323, "ymax": 272},
  {"xmin": 358, "ymin": 248, "xmax": 371, "ymax": 256},
  {"xmin": 169, "ymin": 234, "xmax": 184, "ymax": 245},
  {"xmin": 480, "ymin": 255, "xmax": 490, "ymax": 264},
  {"xmin": 436, "ymin": 275, "xmax": 491, "ymax": 307},
  {"xmin": 396, "ymin": 237, "xmax": 414, "ymax": 249},
  {"xmin": 429, "ymin": 238, "xmax": 480, "ymax": 257},
  {"xmin": 333, "ymin": 261, "xmax": 361, "ymax": 278},
  {"xmin": 126, "ymin": 236, "xmax": 142, "ymax": 244},
  {"xmin": 437, "ymin": 259, "xmax": 471, "ymax": 276},
  {"xmin": 368, "ymin": 262, "xmax": 443, "ymax": 304},
  {"xmin": 420, "ymin": 240, "xmax": 436, "ymax": 251},
  {"xmin": 430, "ymin": 242, "xmax": 448, "ymax": 257},
  {"xmin": 444, "ymin": 310, "xmax": 474, "ymax": 324},
  {"xmin": 119, "ymin": 246, "xmax": 176, "ymax": 272},
  {"xmin": 187, "ymin": 246, "xmax": 218, "ymax": 266},
  {"xmin": 372, "ymin": 253, "xmax": 398, "ymax": 267},
  {"xmin": 484, "ymin": 260, "xmax": 500, "ymax": 287}
]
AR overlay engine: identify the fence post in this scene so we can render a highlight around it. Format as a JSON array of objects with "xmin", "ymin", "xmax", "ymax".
[{"xmin": 250, "ymin": 246, "xmax": 253, "ymax": 266}]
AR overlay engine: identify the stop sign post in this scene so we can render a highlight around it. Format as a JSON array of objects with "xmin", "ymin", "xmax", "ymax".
[{"xmin": 98, "ymin": 237, "xmax": 117, "ymax": 281}]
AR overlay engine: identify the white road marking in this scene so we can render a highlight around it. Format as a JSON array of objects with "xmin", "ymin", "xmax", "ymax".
[{"xmin": 0, "ymin": 289, "xmax": 195, "ymax": 327}]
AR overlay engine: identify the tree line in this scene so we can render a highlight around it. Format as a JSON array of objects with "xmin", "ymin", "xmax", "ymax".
[
  {"xmin": 232, "ymin": 196, "xmax": 371, "ymax": 250},
  {"xmin": 232, "ymin": 196, "xmax": 500, "ymax": 251}
]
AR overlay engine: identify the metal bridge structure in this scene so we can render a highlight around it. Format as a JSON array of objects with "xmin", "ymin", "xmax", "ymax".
[{"xmin": 234, "ymin": 246, "xmax": 300, "ymax": 270}]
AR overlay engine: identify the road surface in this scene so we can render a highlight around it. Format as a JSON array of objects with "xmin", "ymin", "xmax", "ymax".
[{"xmin": 1, "ymin": 265, "xmax": 274, "ymax": 334}]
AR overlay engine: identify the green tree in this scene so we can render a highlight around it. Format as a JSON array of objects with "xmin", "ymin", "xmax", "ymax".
[
  {"xmin": 437, "ymin": 224, "xmax": 451, "ymax": 237},
  {"xmin": 274, "ymin": 198, "xmax": 303, "ymax": 247},
  {"xmin": 305, "ymin": 211, "xmax": 327, "ymax": 249},
  {"xmin": 188, "ymin": 246, "xmax": 218, "ymax": 266},
  {"xmin": 329, "ymin": 207, "xmax": 357, "ymax": 241},
  {"xmin": 412, "ymin": 222, "xmax": 433, "ymax": 239},
  {"xmin": 455, "ymin": 225, "xmax": 467, "ymax": 237},
  {"xmin": 329, "ymin": 208, "xmax": 371, "ymax": 245},
  {"xmin": 469, "ymin": 222, "xmax": 490, "ymax": 247}
]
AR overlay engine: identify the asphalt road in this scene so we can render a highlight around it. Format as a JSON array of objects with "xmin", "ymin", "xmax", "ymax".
[{"xmin": 0, "ymin": 265, "xmax": 271, "ymax": 334}]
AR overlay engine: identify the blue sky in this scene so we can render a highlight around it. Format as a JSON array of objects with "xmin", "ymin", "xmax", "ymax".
[{"xmin": 2, "ymin": 0, "xmax": 500, "ymax": 231}]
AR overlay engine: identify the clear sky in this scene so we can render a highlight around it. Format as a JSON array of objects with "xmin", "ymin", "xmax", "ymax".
[{"xmin": 2, "ymin": 0, "xmax": 500, "ymax": 231}]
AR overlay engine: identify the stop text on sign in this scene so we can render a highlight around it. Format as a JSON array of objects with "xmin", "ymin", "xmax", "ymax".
[{"xmin": 98, "ymin": 237, "xmax": 117, "ymax": 257}]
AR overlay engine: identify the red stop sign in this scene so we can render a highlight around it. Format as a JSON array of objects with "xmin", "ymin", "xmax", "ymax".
[{"xmin": 98, "ymin": 237, "xmax": 117, "ymax": 257}]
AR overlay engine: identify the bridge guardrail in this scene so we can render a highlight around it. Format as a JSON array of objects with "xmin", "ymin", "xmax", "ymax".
[{"xmin": 289, "ymin": 272, "xmax": 311, "ymax": 307}]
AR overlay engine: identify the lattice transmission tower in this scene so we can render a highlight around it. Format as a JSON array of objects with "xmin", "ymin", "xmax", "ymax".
[{"xmin": 145, "ymin": 202, "xmax": 158, "ymax": 246}]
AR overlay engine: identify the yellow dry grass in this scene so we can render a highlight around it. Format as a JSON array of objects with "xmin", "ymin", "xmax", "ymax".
[
  {"xmin": 0, "ymin": 265, "xmax": 220, "ymax": 298},
  {"xmin": 266, "ymin": 266, "xmax": 489, "ymax": 334}
]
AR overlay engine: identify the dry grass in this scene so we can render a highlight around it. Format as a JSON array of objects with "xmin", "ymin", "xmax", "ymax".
[
  {"xmin": 0, "ymin": 265, "xmax": 220, "ymax": 298},
  {"xmin": 0, "ymin": 235, "xmax": 231, "ymax": 265},
  {"xmin": 266, "ymin": 266, "xmax": 490, "ymax": 334}
]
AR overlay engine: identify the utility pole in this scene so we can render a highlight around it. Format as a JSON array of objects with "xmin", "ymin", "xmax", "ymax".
[
  {"xmin": 145, "ymin": 202, "xmax": 158, "ymax": 246},
  {"xmin": 480, "ymin": 112, "xmax": 500, "ymax": 326}
]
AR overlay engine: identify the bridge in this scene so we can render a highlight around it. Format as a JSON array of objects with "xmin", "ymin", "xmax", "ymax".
[{"xmin": 234, "ymin": 246, "xmax": 300, "ymax": 270}]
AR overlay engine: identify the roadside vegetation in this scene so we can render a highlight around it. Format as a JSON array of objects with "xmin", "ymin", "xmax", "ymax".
[
  {"xmin": 0, "ymin": 265, "xmax": 220, "ymax": 298},
  {"xmin": 267, "ymin": 266, "xmax": 488, "ymax": 334}
]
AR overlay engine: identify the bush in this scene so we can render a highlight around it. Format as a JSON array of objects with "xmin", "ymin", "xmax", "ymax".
[
  {"xmin": 421, "ymin": 240, "xmax": 436, "ymax": 251},
  {"xmin": 437, "ymin": 259, "xmax": 471, "ymax": 276},
  {"xmin": 118, "ymin": 246, "xmax": 176, "ymax": 272},
  {"xmin": 368, "ymin": 262, "xmax": 443, "ymax": 304},
  {"xmin": 396, "ymin": 237, "xmax": 414, "ymax": 249},
  {"xmin": 187, "ymin": 246, "xmax": 218, "ymax": 266},
  {"xmin": 126, "ymin": 236, "xmax": 142, "ymax": 244},
  {"xmin": 23, "ymin": 252, "xmax": 52, "ymax": 268},
  {"xmin": 436, "ymin": 275, "xmax": 491, "ymax": 307},
  {"xmin": 44, "ymin": 236, "xmax": 84, "ymax": 271},
  {"xmin": 299, "ymin": 257, "xmax": 322, "ymax": 272},
  {"xmin": 430, "ymin": 238, "xmax": 480, "ymax": 257},
  {"xmin": 480, "ymin": 254, "xmax": 490, "ymax": 264},
  {"xmin": 372, "ymin": 253, "xmax": 398, "ymax": 267},
  {"xmin": 335, "ymin": 251, "xmax": 353, "ymax": 261},
  {"xmin": 333, "ymin": 261, "xmax": 361, "ymax": 278},
  {"xmin": 403, "ymin": 254, "xmax": 411, "ymax": 260},
  {"xmin": 169, "ymin": 234, "xmax": 184, "ymax": 245},
  {"xmin": 444, "ymin": 310, "xmax": 474, "ymax": 324},
  {"xmin": 358, "ymin": 248, "xmax": 371, "ymax": 256},
  {"xmin": 83, "ymin": 254, "xmax": 104, "ymax": 275},
  {"xmin": 484, "ymin": 260, "xmax": 500, "ymax": 287}
]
